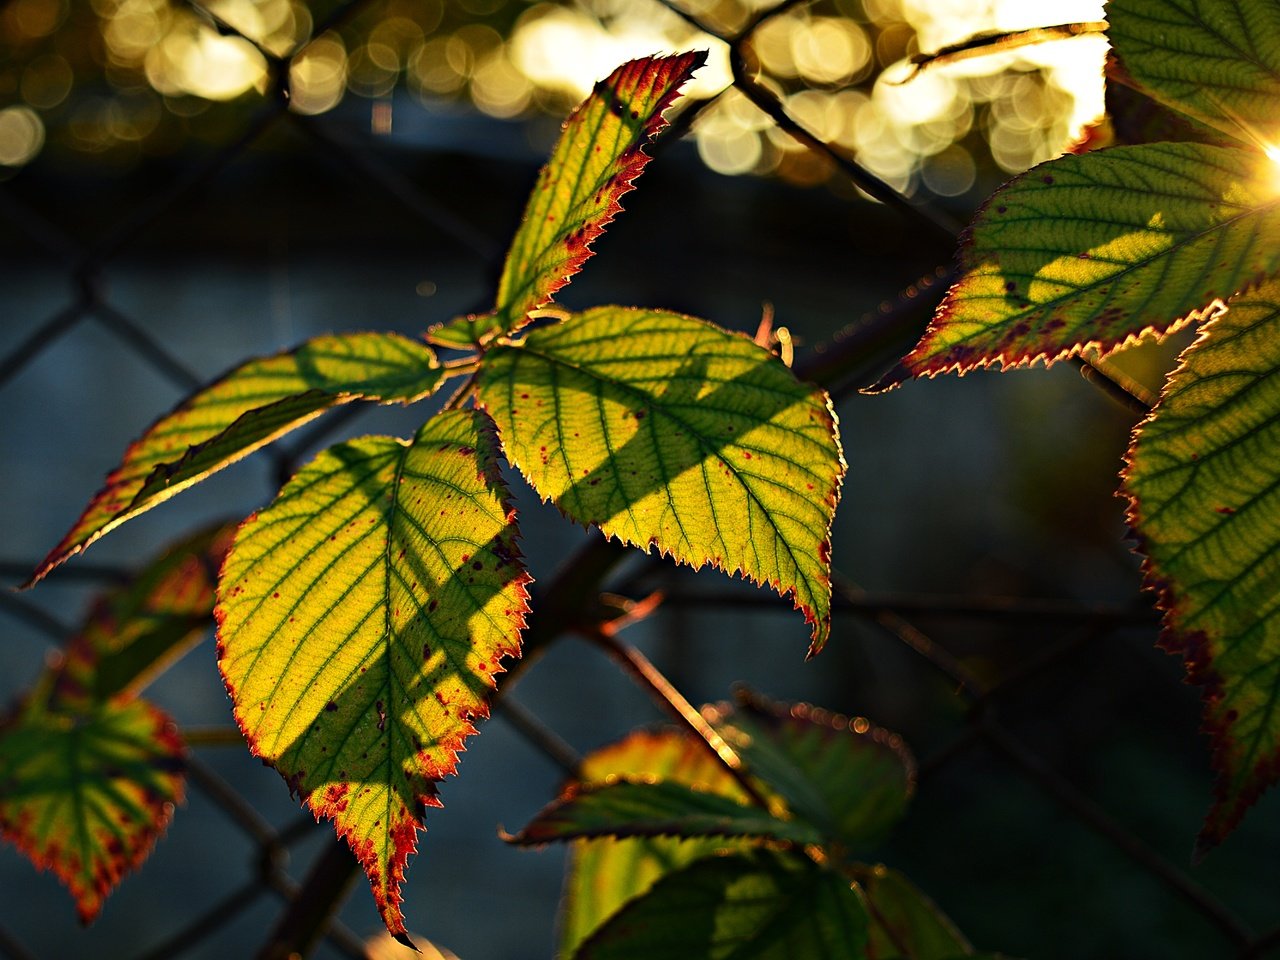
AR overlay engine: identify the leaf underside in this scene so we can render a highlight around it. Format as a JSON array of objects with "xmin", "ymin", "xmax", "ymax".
[
  {"xmin": 873, "ymin": 142, "xmax": 1280, "ymax": 388},
  {"xmin": 559, "ymin": 729, "xmax": 753, "ymax": 957},
  {"xmin": 709, "ymin": 691, "xmax": 916, "ymax": 848},
  {"xmin": 0, "ymin": 674, "xmax": 185, "ymax": 924},
  {"xmin": 574, "ymin": 850, "xmax": 869, "ymax": 960},
  {"xmin": 1123, "ymin": 279, "xmax": 1280, "ymax": 851},
  {"xmin": 1107, "ymin": 0, "xmax": 1280, "ymax": 141},
  {"xmin": 479, "ymin": 307, "xmax": 844, "ymax": 653},
  {"xmin": 32, "ymin": 332, "xmax": 440, "ymax": 586},
  {"xmin": 216, "ymin": 409, "xmax": 530, "ymax": 936},
  {"xmin": 507, "ymin": 778, "xmax": 822, "ymax": 848},
  {"xmin": 428, "ymin": 51, "xmax": 706, "ymax": 348}
]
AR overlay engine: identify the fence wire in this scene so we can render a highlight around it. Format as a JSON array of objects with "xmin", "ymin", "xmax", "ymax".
[{"xmin": 1, "ymin": 0, "xmax": 1275, "ymax": 958}]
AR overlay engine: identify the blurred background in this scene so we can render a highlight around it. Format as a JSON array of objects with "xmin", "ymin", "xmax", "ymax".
[{"xmin": 3, "ymin": 0, "xmax": 1280, "ymax": 958}]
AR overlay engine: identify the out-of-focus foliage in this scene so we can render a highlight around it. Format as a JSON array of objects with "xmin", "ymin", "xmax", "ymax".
[{"xmin": 0, "ymin": 0, "xmax": 1107, "ymax": 195}]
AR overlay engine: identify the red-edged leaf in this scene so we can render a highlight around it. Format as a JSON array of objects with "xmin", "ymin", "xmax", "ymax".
[
  {"xmin": 1123, "ymin": 280, "xmax": 1280, "ymax": 852},
  {"xmin": 478, "ymin": 306, "xmax": 844, "ymax": 654},
  {"xmin": 216, "ymin": 409, "xmax": 530, "ymax": 936},
  {"xmin": 870, "ymin": 143, "xmax": 1280, "ymax": 390},
  {"xmin": 428, "ymin": 52, "xmax": 705, "ymax": 347},
  {"xmin": 0, "ymin": 669, "xmax": 185, "ymax": 923},
  {"xmin": 31, "ymin": 332, "xmax": 441, "ymax": 586}
]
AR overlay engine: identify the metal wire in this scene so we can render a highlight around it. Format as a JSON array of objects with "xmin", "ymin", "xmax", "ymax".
[{"xmin": 0, "ymin": 0, "xmax": 1264, "ymax": 957}]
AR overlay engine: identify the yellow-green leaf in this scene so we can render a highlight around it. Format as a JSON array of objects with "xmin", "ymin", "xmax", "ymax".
[
  {"xmin": 559, "ymin": 729, "xmax": 753, "ymax": 957},
  {"xmin": 215, "ymin": 409, "xmax": 529, "ymax": 937},
  {"xmin": 429, "ymin": 52, "xmax": 705, "ymax": 347},
  {"xmin": 872, "ymin": 143, "xmax": 1280, "ymax": 389},
  {"xmin": 0, "ymin": 671, "xmax": 185, "ymax": 924},
  {"xmin": 1123, "ymin": 279, "xmax": 1280, "ymax": 851},
  {"xmin": 32, "ymin": 332, "xmax": 441, "ymax": 586},
  {"xmin": 478, "ymin": 307, "xmax": 844, "ymax": 654},
  {"xmin": 1108, "ymin": 0, "xmax": 1280, "ymax": 142}
]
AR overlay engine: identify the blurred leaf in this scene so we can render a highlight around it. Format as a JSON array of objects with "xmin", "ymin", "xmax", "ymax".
[
  {"xmin": 33, "ymin": 332, "xmax": 441, "ymax": 585},
  {"xmin": 711, "ymin": 691, "xmax": 915, "ymax": 849},
  {"xmin": 216, "ymin": 409, "xmax": 529, "ymax": 937},
  {"xmin": 559, "ymin": 729, "xmax": 754, "ymax": 956},
  {"xmin": 574, "ymin": 850, "xmax": 869, "ymax": 959},
  {"xmin": 872, "ymin": 143, "xmax": 1280, "ymax": 389},
  {"xmin": 479, "ymin": 306, "xmax": 844, "ymax": 653},
  {"xmin": 1123, "ymin": 279, "xmax": 1280, "ymax": 851},
  {"xmin": 0, "ymin": 670, "xmax": 184, "ymax": 924},
  {"xmin": 507, "ymin": 779, "xmax": 821, "ymax": 846},
  {"xmin": 429, "ymin": 52, "xmax": 705, "ymax": 347},
  {"xmin": 60, "ymin": 522, "xmax": 234, "ymax": 702},
  {"xmin": 858, "ymin": 865, "xmax": 973, "ymax": 959},
  {"xmin": 1108, "ymin": 0, "xmax": 1280, "ymax": 141}
]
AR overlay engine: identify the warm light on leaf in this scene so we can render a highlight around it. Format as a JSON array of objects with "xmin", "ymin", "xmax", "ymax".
[
  {"xmin": 429, "ymin": 52, "xmax": 706, "ymax": 347},
  {"xmin": 216, "ymin": 409, "xmax": 529, "ymax": 937},
  {"xmin": 479, "ymin": 307, "xmax": 844, "ymax": 653},
  {"xmin": 1123, "ymin": 280, "xmax": 1280, "ymax": 852},
  {"xmin": 0, "ymin": 672, "xmax": 185, "ymax": 924},
  {"xmin": 872, "ymin": 143, "xmax": 1280, "ymax": 389},
  {"xmin": 32, "ymin": 332, "xmax": 441, "ymax": 586}
]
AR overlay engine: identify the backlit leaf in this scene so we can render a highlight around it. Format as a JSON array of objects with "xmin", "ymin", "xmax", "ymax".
[
  {"xmin": 858, "ymin": 865, "xmax": 973, "ymax": 959},
  {"xmin": 479, "ymin": 307, "xmax": 844, "ymax": 653},
  {"xmin": 559, "ymin": 729, "xmax": 753, "ymax": 957},
  {"xmin": 62, "ymin": 523, "xmax": 233, "ymax": 702},
  {"xmin": 32, "ymin": 332, "xmax": 441, "ymax": 586},
  {"xmin": 0, "ymin": 671, "xmax": 185, "ymax": 924},
  {"xmin": 1123, "ymin": 280, "xmax": 1280, "ymax": 851},
  {"xmin": 430, "ymin": 52, "xmax": 705, "ymax": 347},
  {"xmin": 1107, "ymin": 0, "xmax": 1280, "ymax": 140},
  {"xmin": 507, "ymin": 778, "xmax": 821, "ymax": 847},
  {"xmin": 710, "ymin": 692, "xmax": 916, "ymax": 848},
  {"xmin": 871, "ymin": 143, "xmax": 1280, "ymax": 389},
  {"xmin": 574, "ymin": 850, "xmax": 869, "ymax": 960},
  {"xmin": 216, "ymin": 409, "xmax": 529, "ymax": 937}
]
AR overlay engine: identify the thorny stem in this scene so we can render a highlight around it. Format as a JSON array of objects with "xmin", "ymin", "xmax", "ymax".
[{"xmin": 586, "ymin": 626, "xmax": 775, "ymax": 811}]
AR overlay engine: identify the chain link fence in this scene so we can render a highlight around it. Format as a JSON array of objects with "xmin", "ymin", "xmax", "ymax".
[{"xmin": 2, "ymin": 0, "xmax": 1279, "ymax": 957}]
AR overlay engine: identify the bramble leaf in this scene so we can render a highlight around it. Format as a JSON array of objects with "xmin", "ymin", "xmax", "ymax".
[
  {"xmin": 0, "ymin": 671, "xmax": 185, "ymax": 924},
  {"xmin": 32, "ymin": 332, "xmax": 441, "ymax": 586},
  {"xmin": 479, "ymin": 307, "xmax": 844, "ymax": 653},
  {"xmin": 559, "ymin": 728, "xmax": 754, "ymax": 956},
  {"xmin": 1123, "ymin": 280, "xmax": 1280, "ymax": 851},
  {"xmin": 858, "ymin": 865, "xmax": 974, "ymax": 960},
  {"xmin": 62, "ymin": 523, "xmax": 233, "ymax": 702},
  {"xmin": 216, "ymin": 409, "xmax": 529, "ymax": 937},
  {"xmin": 506, "ymin": 778, "xmax": 821, "ymax": 847},
  {"xmin": 871, "ymin": 143, "xmax": 1280, "ymax": 389},
  {"xmin": 574, "ymin": 850, "xmax": 869, "ymax": 960},
  {"xmin": 1107, "ymin": 0, "xmax": 1280, "ymax": 140},
  {"xmin": 429, "ymin": 52, "xmax": 705, "ymax": 347},
  {"xmin": 709, "ymin": 692, "xmax": 916, "ymax": 848}
]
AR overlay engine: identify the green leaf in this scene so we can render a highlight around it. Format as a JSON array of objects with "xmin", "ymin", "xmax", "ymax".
[
  {"xmin": 215, "ymin": 409, "xmax": 530, "ymax": 937},
  {"xmin": 429, "ymin": 52, "xmax": 705, "ymax": 347},
  {"xmin": 32, "ymin": 332, "xmax": 441, "ymax": 586},
  {"xmin": 857, "ymin": 865, "xmax": 973, "ymax": 960},
  {"xmin": 1107, "ymin": 0, "xmax": 1280, "ymax": 141},
  {"xmin": 573, "ymin": 850, "xmax": 869, "ymax": 960},
  {"xmin": 1123, "ymin": 279, "xmax": 1280, "ymax": 851},
  {"xmin": 63, "ymin": 523, "xmax": 233, "ymax": 703},
  {"xmin": 478, "ymin": 306, "xmax": 844, "ymax": 653},
  {"xmin": 559, "ymin": 728, "xmax": 755, "ymax": 957},
  {"xmin": 710, "ymin": 692, "xmax": 915, "ymax": 849},
  {"xmin": 506, "ymin": 779, "xmax": 822, "ymax": 847},
  {"xmin": 0, "ymin": 672, "xmax": 185, "ymax": 924},
  {"xmin": 871, "ymin": 143, "xmax": 1280, "ymax": 389}
]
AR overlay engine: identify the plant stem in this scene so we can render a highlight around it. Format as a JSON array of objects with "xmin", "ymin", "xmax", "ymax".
[{"xmin": 255, "ymin": 837, "xmax": 362, "ymax": 960}]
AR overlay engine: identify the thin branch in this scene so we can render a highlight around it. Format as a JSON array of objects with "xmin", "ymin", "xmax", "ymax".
[
  {"xmin": 495, "ymin": 697, "xmax": 583, "ymax": 779},
  {"xmin": 134, "ymin": 879, "xmax": 266, "ymax": 960},
  {"xmin": 256, "ymin": 837, "xmax": 365, "ymax": 960},
  {"xmin": 0, "ymin": 592, "xmax": 71, "ymax": 641}
]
